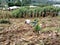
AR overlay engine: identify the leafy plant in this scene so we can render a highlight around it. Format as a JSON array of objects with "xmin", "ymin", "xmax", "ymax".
[
  {"xmin": 12, "ymin": 6, "xmax": 60, "ymax": 18},
  {"xmin": 8, "ymin": 3, "xmax": 15, "ymax": 7},
  {"xmin": 15, "ymin": 0, "xmax": 21, "ymax": 6},
  {"xmin": 35, "ymin": 24, "xmax": 41, "ymax": 32},
  {"xmin": 12, "ymin": 9, "xmax": 20, "ymax": 18}
]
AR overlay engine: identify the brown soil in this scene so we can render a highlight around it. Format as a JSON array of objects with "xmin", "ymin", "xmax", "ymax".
[{"xmin": 0, "ymin": 17, "xmax": 60, "ymax": 45}]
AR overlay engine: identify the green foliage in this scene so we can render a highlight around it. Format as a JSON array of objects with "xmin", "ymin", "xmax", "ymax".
[
  {"xmin": 8, "ymin": 0, "xmax": 21, "ymax": 6},
  {"xmin": 43, "ymin": 6, "xmax": 60, "ymax": 12},
  {"xmin": 8, "ymin": 3, "xmax": 15, "ymax": 7},
  {"xmin": 12, "ymin": 6, "xmax": 43, "ymax": 18},
  {"xmin": 12, "ymin": 9, "xmax": 20, "ymax": 18},
  {"xmin": 0, "ymin": 19, "xmax": 11, "ymax": 24},
  {"xmin": 12, "ymin": 6, "xmax": 60, "ymax": 18},
  {"xmin": 35, "ymin": 24, "xmax": 41, "ymax": 32},
  {"xmin": 12, "ymin": 7, "xmax": 28, "ymax": 18},
  {"xmin": 22, "ymin": 0, "xmax": 31, "ymax": 6},
  {"xmin": 15, "ymin": 0, "xmax": 21, "ymax": 6}
]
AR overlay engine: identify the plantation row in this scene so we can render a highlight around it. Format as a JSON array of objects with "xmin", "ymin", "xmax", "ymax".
[
  {"xmin": 12, "ymin": 6, "xmax": 60, "ymax": 18},
  {"xmin": 0, "ymin": 6, "xmax": 60, "ymax": 18}
]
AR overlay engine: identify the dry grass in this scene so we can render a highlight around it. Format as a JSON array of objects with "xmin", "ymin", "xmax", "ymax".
[{"xmin": 0, "ymin": 10, "xmax": 12, "ymax": 18}]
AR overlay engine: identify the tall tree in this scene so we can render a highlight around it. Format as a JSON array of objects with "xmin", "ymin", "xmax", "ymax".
[
  {"xmin": 22, "ymin": 0, "xmax": 31, "ymax": 6},
  {"xmin": 15, "ymin": 0, "xmax": 21, "ymax": 6},
  {"xmin": 0, "ymin": 0, "xmax": 8, "ymax": 8}
]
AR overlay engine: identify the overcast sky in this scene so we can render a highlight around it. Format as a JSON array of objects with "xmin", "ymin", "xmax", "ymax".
[
  {"xmin": 49, "ymin": 0, "xmax": 60, "ymax": 1},
  {"xmin": 53, "ymin": 0, "xmax": 60, "ymax": 1}
]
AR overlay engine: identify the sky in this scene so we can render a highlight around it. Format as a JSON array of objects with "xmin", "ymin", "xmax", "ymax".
[{"xmin": 49, "ymin": 0, "xmax": 60, "ymax": 1}]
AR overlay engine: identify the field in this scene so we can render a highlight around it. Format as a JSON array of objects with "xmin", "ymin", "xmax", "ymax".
[{"xmin": 0, "ymin": 16, "xmax": 60, "ymax": 45}]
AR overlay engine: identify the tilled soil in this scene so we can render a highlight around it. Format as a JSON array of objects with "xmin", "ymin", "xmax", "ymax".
[{"xmin": 0, "ymin": 17, "xmax": 60, "ymax": 45}]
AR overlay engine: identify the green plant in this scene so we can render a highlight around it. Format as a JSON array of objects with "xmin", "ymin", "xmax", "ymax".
[
  {"xmin": 35, "ymin": 24, "xmax": 41, "ymax": 32},
  {"xmin": 15, "ymin": 0, "xmax": 21, "ymax": 6},
  {"xmin": 12, "ymin": 6, "xmax": 60, "ymax": 18},
  {"xmin": 8, "ymin": 3, "xmax": 15, "ymax": 7},
  {"xmin": 12, "ymin": 9, "xmax": 20, "ymax": 18}
]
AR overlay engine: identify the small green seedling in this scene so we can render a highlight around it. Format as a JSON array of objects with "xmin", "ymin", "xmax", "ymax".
[{"xmin": 35, "ymin": 24, "xmax": 41, "ymax": 33}]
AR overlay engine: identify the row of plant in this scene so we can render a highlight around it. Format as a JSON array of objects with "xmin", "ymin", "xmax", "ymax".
[
  {"xmin": 12, "ymin": 6, "xmax": 60, "ymax": 18},
  {"xmin": 0, "ymin": 6, "xmax": 60, "ymax": 18}
]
